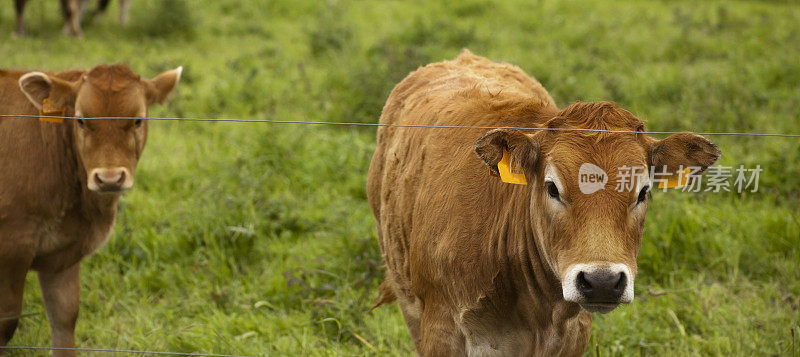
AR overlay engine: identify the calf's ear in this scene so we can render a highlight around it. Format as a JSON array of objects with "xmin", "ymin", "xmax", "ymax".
[
  {"xmin": 647, "ymin": 133, "xmax": 721, "ymax": 175},
  {"xmin": 18, "ymin": 72, "xmax": 79, "ymax": 110},
  {"xmin": 144, "ymin": 66, "xmax": 183, "ymax": 105},
  {"xmin": 474, "ymin": 129, "xmax": 539, "ymax": 177}
]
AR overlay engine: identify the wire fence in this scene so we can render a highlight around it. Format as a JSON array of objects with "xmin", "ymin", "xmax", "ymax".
[
  {"xmin": 0, "ymin": 346, "xmax": 252, "ymax": 356},
  {"xmin": 2, "ymin": 114, "xmax": 800, "ymax": 138}
]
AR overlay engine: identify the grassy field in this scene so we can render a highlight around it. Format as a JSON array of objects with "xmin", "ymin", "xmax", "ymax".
[{"xmin": 1, "ymin": 0, "xmax": 799, "ymax": 355}]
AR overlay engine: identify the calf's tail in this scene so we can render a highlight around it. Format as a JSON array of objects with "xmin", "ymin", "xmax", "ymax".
[{"xmin": 366, "ymin": 280, "xmax": 396, "ymax": 313}]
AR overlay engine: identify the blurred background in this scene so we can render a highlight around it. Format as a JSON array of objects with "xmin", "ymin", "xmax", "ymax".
[{"xmin": 1, "ymin": 0, "xmax": 798, "ymax": 355}]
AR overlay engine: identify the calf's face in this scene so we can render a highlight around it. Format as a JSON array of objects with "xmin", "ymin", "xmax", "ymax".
[
  {"xmin": 475, "ymin": 102, "xmax": 720, "ymax": 313},
  {"xmin": 19, "ymin": 64, "xmax": 182, "ymax": 194}
]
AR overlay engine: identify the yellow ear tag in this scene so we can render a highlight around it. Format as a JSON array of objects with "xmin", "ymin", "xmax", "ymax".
[
  {"xmin": 39, "ymin": 98, "xmax": 65, "ymax": 123},
  {"xmin": 658, "ymin": 167, "xmax": 692, "ymax": 189},
  {"xmin": 497, "ymin": 149, "xmax": 527, "ymax": 185}
]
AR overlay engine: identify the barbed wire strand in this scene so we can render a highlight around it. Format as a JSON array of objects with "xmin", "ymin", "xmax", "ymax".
[
  {"xmin": 1, "ymin": 114, "xmax": 799, "ymax": 138},
  {"xmin": 0, "ymin": 346, "xmax": 252, "ymax": 357}
]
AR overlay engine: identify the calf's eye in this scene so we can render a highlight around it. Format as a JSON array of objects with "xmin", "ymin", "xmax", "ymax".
[
  {"xmin": 637, "ymin": 185, "xmax": 650, "ymax": 204},
  {"xmin": 76, "ymin": 118, "xmax": 85, "ymax": 127},
  {"xmin": 546, "ymin": 181, "xmax": 560, "ymax": 200},
  {"xmin": 135, "ymin": 119, "xmax": 143, "ymax": 127}
]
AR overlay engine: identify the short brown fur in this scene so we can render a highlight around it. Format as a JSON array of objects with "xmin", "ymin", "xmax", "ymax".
[
  {"xmin": 0, "ymin": 64, "xmax": 180, "ymax": 356},
  {"xmin": 367, "ymin": 50, "xmax": 719, "ymax": 356}
]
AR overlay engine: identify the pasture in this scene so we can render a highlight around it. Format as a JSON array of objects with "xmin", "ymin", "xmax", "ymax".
[{"xmin": 1, "ymin": 0, "xmax": 798, "ymax": 355}]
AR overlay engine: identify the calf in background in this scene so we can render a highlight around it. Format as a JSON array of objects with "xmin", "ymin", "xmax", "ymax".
[{"xmin": 0, "ymin": 64, "xmax": 181, "ymax": 356}]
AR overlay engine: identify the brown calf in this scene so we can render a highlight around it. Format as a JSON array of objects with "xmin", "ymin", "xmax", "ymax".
[
  {"xmin": 367, "ymin": 50, "xmax": 720, "ymax": 356},
  {"xmin": 0, "ymin": 64, "xmax": 181, "ymax": 356}
]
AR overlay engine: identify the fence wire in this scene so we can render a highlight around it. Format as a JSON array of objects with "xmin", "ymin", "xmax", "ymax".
[
  {"xmin": 1, "ymin": 114, "xmax": 800, "ymax": 138},
  {"xmin": 0, "ymin": 346, "xmax": 252, "ymax": 356}
]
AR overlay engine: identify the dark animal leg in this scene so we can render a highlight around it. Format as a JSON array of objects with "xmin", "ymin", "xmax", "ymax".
[
  {"xmin": 61, "ymin": 0, "xmax": 72, "ymax": 19},
  {"xmin": 62, "ymin": 0, "xmax": 85, "ymax": 37},
  {"xmin": 0, "ymin": 252, "xmax": 32, "ymax": 349},
  {"xmin": 13, "ymin": 0, "xmax": 27, "ymax": 37}
]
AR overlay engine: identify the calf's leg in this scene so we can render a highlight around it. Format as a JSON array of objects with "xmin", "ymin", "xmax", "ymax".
[
  {"xmin": 61, "ymin": 0, "xmax": 86, "ymax": 37},
  {"xmin": 13, "ymin": 0, "xmax": 27, "ymax": 37},
  {"xmin": 395, "ymin": 292, "xmax": 422, "ymax": 350},
  {"xmin": 418, "ymin": 301, "xmax": 466, "ymax": 356},
  {"xmin": 0, "ymin": 255, "xmax": 32, "ymax": 348},
  {"xmin": 119, "ymin": 0, "xmax": 131, "ymax": 25},
  {"xmin": 38, "ymin": 264, "xmax": 80, "ymax": 357}
]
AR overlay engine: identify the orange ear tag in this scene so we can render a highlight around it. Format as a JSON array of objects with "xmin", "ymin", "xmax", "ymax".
[
  {"xmin": 497, "ymin": 149, "xmax": 527, "ymax": 185},
  {"xmin": 39, "ymin": 98, "xmax": 65, "ymax": 123},
  {"xmin": 658, "ymin": 167, "xmax": 692, "ymax": 189}
]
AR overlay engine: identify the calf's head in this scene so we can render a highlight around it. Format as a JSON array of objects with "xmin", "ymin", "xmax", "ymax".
[
  {"xmin": 19, "ymin": 64, "xmax": 182, "ymax": 193},
  {"xmin": 475, "ymin": 102, "xmax": 720, "ymax": 313}
]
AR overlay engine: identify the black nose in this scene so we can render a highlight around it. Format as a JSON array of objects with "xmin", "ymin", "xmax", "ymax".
[{"xmin": 576, "ymin": 271, "xmax": 626, "ymax": 303}]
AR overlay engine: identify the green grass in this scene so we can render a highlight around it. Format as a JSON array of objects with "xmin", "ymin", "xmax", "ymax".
[{"xmin": 1, "ymin": 0, "xmax": 799, "ymax": 355}]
